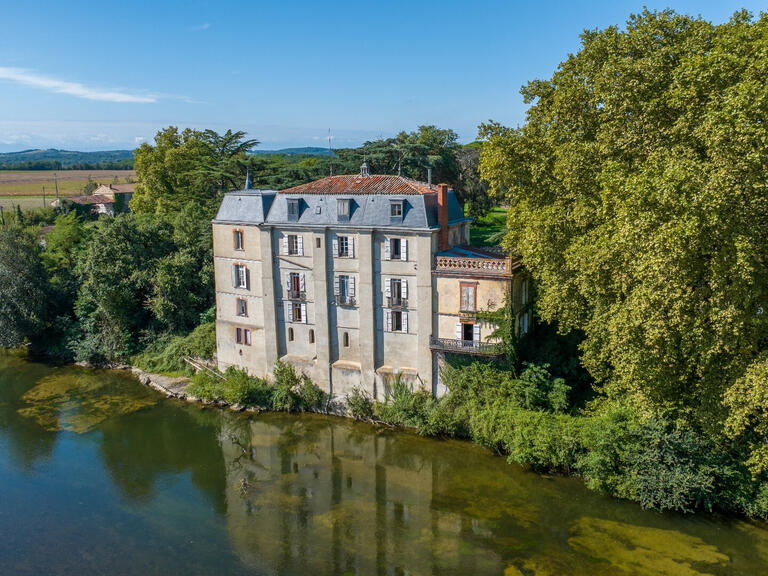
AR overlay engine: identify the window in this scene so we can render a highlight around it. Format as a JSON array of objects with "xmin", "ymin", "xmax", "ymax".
[
  {"xmin": 236, "ymin": 327, "xmax": 251, "ymax": 345},
  {"xmin": 337, "ymin": 198, "xmax": 350, "ymax": 221},
  {"xmin": 236, "ymin": 298, "xmax": 248, "ymax": 317},
  {"xmin": 287, "ymin": 234, "xmax": 303, "ymax": 255},
  {"xmin": 288, "ymin": 327, "xmax": 294, "ymax": 341},
  {"xmin": 390, "ymin": 201, "xmax": 403, "ymax": 219},
  {"xmin": 333, "ymin": 235, "xmax": 353, "ymax": 258},
  {"xmin": 384, "ymin": 237, "xmax": 407, "ymax": 261},
  {"xmin": 343, "ymin": 332, "xmax": 350, "ymax": 347},
  {"xmin": 460, "ymin": 284, "xmax": 476, "ymax": 312},
  {"xmin": 391, "ymin": 310, "xmax": 403, "ymax": 332},
  {"xmin": 386, "ymin": 309, "xmax": 408, "ymax": 333},
  {"xmin": 232, "ymin": 264, "xmax": 249, "ymax": 289},
  {"xmin": 391, "ymin": 238, "xmax": 401, "ymax": 259},
  {"xmin": 386, "ymin": 277, "xmax": 407, "ymax": 307},
  {"xmin": 287, "ymin": 272, "xmax": 304, "ymax": 298},
  {"xmin": 520, "ymin": 312, "xmax": 530, "ymax": 335},
  {"xmin": 309, "ymin": 329, "xmax": 315, "ymax": 344},
  {"xmin": 316, "ymin": 238, "xmax": 321, "ymax": 248},
  {"xmin": 522, "ymin": 278, "xmax": 529, "ymax": 306},
  {"xmin": 289, "ymin": 302, "xmax": 305, "ymax": 323},
  {"xmin": 287, "ymin": 199, "xmax": 300, "ymax": 221},
  {"xmin": 335, "ymin": 274, "xmax": 355, "ymax": 305},
  {"xmin": 338, "ymin": 236, "xmax": 349, "ymax": 257},
  {"xmin": 233, "ymin": 229, "xmax": 244, "ymax": 250}
]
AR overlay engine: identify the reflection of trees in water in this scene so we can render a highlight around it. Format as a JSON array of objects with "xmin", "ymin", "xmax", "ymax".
[
  {"xmin": 0, "ymin": 354, "xmax": 59, "ymax": 470},
  {"xmin": 98, "ymin": 404, "xmax": 229, "ymax": 513}
]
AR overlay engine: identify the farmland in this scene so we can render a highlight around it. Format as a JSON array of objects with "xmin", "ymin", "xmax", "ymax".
[{"xmin": 0, "ymin": 169, "xmax": 134, "ymax": 198}]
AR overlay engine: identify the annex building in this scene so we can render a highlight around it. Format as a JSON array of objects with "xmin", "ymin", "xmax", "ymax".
[{"xmin": 212, "ymin": 164, "xmax": 530, "ymax": 400}]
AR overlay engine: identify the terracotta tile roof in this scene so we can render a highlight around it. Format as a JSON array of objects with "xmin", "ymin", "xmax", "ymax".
[
  {"xmin": 280, "ymin": 174, "xmax": 437, "ymax": 196},
  {"xmin": 69, "ymin": 194, "xmax": 114, "ymax": 205}
]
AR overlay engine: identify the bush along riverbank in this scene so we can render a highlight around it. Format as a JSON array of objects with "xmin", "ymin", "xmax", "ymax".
[
  {"xmin": 347, "ymin": 362, "xmax": 768, "ymax": 520},
  {"xmin": 145, "ymin": 353, "xmax": 768, "ymax": 520}
]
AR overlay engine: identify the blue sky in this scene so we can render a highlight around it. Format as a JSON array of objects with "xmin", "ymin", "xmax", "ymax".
[{"xmin": 0, "ymin": 1, "xmax": 763, "ymax": 152}]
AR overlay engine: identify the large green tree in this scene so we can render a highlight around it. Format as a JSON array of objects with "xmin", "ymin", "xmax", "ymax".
[
  {"xmin": 0, "ymin": 227, "xmax": 49, "ymax": 347},
  {"xmin": 131, "ymin": 127, "xmax": 259, "ymax": 216},
  {"xmin": 479, "ymin": 9, "xmax": 768, "ymax": 443}
]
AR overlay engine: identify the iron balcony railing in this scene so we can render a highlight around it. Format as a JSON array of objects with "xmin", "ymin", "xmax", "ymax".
[
  {"xmin": 429, "ymin": 337, "xmax": 503, "ymax": 356},
  {"xmin": 335, "ymin": 295, "xmax": 356, "ymax": 307},
  {"xmin": 387, "ymin": 296, "xmax": 408, "ymax": 309},
  {"xmin": 287, "ymin": 289, "xmax": 306, "ymax": 300}
]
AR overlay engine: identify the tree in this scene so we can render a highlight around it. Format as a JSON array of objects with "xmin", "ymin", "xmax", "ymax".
[
  {"xmin": 72, "ymin": 214, "xmax": 174, "ymax": 363},
  {"xmin": 0, "ymin": 227, "xmax": 48, "ymax": 347},
  {"xmin": 479, "ymin": 10, "xmax": 768, "ymax": 440},
  {"xmin": 131, "ymin": 127, "xmax": 259, "ymax": 217}
]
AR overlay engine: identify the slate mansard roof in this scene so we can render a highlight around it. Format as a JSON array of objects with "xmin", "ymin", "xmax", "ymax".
[
  {"xmin": 214, "ymin": 189, "xmax": 277, "ymax": 224},
  {"xmin": 213, "ymin": 174, "xmax": 469, "ymax": 230}
]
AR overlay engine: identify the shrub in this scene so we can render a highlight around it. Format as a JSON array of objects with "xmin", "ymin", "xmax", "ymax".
[
  {"xmin": 187, "ymin": 370, "xmax": 221, "ymax": 400},
  {"xmin": 132, "ymin": 321, "xmax": 216, "ymax": 375},
  {"xmin": 373, "ymin": 374, "xmax": 434, "ymax": 428},
  {"xmin": 347, "ymin": 387, "xmax": 374, "ymax": 420},
  {"xmin": 221, "ymin": 367, "xmax": 271, "ymax": 406},
  {"xmin": 271, "ymin": 360, "xmax": 326, "ymax": 412}
]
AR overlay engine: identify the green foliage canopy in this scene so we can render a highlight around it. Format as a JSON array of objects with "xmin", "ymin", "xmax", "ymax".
[{"xmin": 479, "ymin": 10, "xmax": 768, "ymax": 440}]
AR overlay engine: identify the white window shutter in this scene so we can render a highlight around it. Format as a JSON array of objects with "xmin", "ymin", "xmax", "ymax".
[
  {"xmin": 286, "ymin": 273, "xmax": 292, "ymax": 293},
  {"xmin": 288, "ymin": 304, "xmax": 293, "ymax": 322},
  {"xmin": 334, "ymin": 276, "xmax": 340, "ymax": 296},
  {"xmin": 384, "ymin": 237, "xmax": 390, "ymax": 260},
  {"xmin": 473, "ymin": 323, "xmax": 480, "ymax": 342},
  {"xmin": 456, "ymin": 323, "xmax": 462, "ymax": 341},
  {"xmin": 299, "ymin": 273, "xmax": 305, "ymax": 292},
  {"xmin": 401, "ymin": 239, "xmax": 408, "ymax": 261},
  {"xmin": 386, "ymin": 310, "xmax": 392, "ymax": 332},
  {"xmin": 297, "ymin": 235, "xmax": 304, "ymax": 255},
  {"xmin": 385, "ymin": 278, "xmax": 391, "ymax": 299},
  {"xmin": 349, "ymin": 276, "xmax": 355, "ymax": 297},
  {"xmin": 332, "ymin": 237, "xmax": 338, "ymax": 257},
  {"xmin": 301, "ymin": 303, "xmax": 307, "ymax": 324},
  {"xmin": 350, "ymin": 237, "xmax": 355, "ymax": 258},
  {"xmin": 282, "ymin": 235, "xmax": 289, "ymax": 255},
  {"xmin": 402, "ymin": 311, "xmax": 408, "ymax": 333},
  {"xmin": 402, "ymin": 278, "xmax": 408, "ymax": 299}
]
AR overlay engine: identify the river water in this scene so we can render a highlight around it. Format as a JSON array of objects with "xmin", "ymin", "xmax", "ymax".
[{"xmin": 1, "ymin": 351, "xmax": 767, "ymax": 575}]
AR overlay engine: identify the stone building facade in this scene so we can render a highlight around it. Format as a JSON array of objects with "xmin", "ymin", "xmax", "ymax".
[{"xmin": 213, "ymin": 167, "xmax": 528, "ymax": 400}]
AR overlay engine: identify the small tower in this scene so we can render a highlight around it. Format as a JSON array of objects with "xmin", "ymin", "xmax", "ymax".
[
  {"xmin": 244, "ymin": 169, "xmax": 252, "ymax": 190},
  {"xmin": 360, "ymin": 159, "xmax": 370, "ymax": 178}
]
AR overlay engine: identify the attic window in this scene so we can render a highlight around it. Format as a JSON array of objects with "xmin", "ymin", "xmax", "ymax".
[
  {"xmin": 390, "ymin": 200, "xmax": 403, "ymax": 220},
  {"xmin": 337, "ymin": 198, "xmax": 350, "ymax": 221},
  {"xmin": 287, "ymin": 199, "xmax": 300, "ymax": 221}
]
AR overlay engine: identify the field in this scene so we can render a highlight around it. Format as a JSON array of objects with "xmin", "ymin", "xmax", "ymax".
[
  {"xmin": 0, "ymin": 170, "xmax": 135, "ymax": 198},
  {"xmin": 470, "ymin": 207, "xmax": 508, "ymax": 247}
]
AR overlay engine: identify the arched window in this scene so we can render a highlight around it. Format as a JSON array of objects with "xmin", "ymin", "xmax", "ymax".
[
  {"xmin": 288, "ymin": 327, "xmax": 294, "ymax": 342},
  {"xmin": 309, "ymin": 329, "xmax": 315, "ymax": 344},
  {"xmin": 343, "ymin": 332, "xmax": 350, "ymax": 347}
]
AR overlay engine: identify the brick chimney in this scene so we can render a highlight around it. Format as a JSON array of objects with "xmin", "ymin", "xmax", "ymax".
[{"xmin": 437, "ymin": 183, "xmax": 449, "ymax": 251}]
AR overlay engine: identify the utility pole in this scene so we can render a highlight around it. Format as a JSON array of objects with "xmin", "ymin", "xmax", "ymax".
[
  {"xmin": 42, "ymin": 186, "xmax": 46, "ymax": 208},
  {"xmin": 328, "ymin": 128, "xmax": 333, "ymax": 177},
  {"xmin": 54, "ymin": 172, "xmax": 59, "ymax": 200}
]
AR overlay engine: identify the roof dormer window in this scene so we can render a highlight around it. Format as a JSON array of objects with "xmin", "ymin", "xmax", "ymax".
[
  {"xmin": 390, "ymin": 200, "xmax": 403, "ymax": 221},
  {"xmin": 337, "ymin": 198, "xmax": 350, "ymax": 221},
  {"xmin": 287, "ymin": 199, "xmax": 300, "ymax": 222}
]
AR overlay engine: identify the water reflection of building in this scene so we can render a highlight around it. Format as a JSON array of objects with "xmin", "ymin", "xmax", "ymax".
[{"xmin": 220, "ymin": 415, "xmax": 505, "ymax": 576}]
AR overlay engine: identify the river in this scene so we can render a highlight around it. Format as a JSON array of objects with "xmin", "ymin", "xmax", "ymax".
[{"xmin": 1, "ymin": 350, "xmax": 767, "ymax": 575}]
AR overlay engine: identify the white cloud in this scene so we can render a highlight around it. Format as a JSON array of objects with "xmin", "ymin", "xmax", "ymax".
[
  {"xmin": 190, "ymin": 22, "xmax": 211, "ymax": 31},
  {"xmin": 0, "ymin": 67, "xmax": 156, "ymax": 103}
]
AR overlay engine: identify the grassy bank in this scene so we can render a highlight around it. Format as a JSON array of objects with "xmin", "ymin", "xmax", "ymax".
[{"xmin": 470, "ymin": 207, "xmax": 507, "ymax": 247}]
